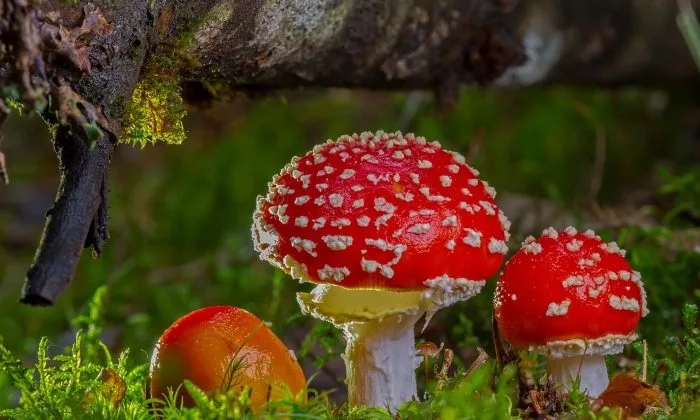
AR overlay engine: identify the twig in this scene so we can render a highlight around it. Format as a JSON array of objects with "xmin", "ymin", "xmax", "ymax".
[
  {"xmin": 435, "ymin": 348, "xmax": 454, "ymax": 392},
  {"xmin": 0, "ymin": 2, "xmax": 119, "ymax": 305},
  {"xmin": 642, "ymin": 339, "xmax": 648, "ymax": 383},
  {"xmin": 571, "ymin": 100, "xmax": 606, "ymax": 214},
  {"xmin": 465, "ymin": 347, "xmax": 489, "ymax": 378},
  {"xmin": 0, "ymin": 103, "xmax": 9, "ymax": 185},
  {"xmin": 492, "ymin": 310, "xmax": 514, "ymax": 368},
  {"xmin": 396, "ymin": 91, "xmax": 426, "ymax": 131},
  {"xmin": 678, "ymin": 0, "xmax": 700, "ymax": 71},
  {"xmin": 20, "ymin": 126, "xmax": 114, "ymax": 305},
  {"xmin": 530, "ymin": 389, "xmax": 543, "ymax": 415}
]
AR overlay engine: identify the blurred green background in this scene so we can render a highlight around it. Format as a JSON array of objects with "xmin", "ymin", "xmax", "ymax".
[{"xmin": 0, "ymin": 87, "xmax": 699, "ymax": 406}]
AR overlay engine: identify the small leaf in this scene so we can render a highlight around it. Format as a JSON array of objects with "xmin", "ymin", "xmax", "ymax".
[
  {"xmin": 4, "ymin": 97, "xmax": 24, "ymax": 115},
  {"xmin": 0, "ymin": 86, "xmax": 21, "ymax": 101},
  {"xmin": 81, "ymin": 121, "xmax": 104, "ymax": 149},
  {"xmin": 83, "ymin": 367, "xmax": 126, "ymax": 407},
  {"xmin": 592, "ymin": 373, "xmax": 668, "ymax": 417}
]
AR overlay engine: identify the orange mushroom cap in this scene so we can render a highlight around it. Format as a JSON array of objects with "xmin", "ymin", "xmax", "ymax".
[{"xmin": 149, "ymin": 306, "xmax": 306, "ymax": 410}]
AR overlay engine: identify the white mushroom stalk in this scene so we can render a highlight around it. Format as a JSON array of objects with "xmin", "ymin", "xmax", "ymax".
[
  {"xmin": 343, "ymin": 313, "xmax": 422, "ymax": 408},
  {"xmin": 297, "ymin": 281, "xmax": 486, "ymax": 410},
  {"xmin": 297, "ymin": 286, "xmax": 425, "ymax": 410},
  {"xmin": 533, "ymin": 335, "xmax": 635, "ymax": 398},
  {"xmin": 252, "ymin": 131, "xmax": 511, "ymax": 410},
  {"xmin": 547, "ymin": 354, "xmax": 609, "ymax": 398}
]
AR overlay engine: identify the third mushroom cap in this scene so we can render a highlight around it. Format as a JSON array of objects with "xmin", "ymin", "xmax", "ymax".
[
  {"xmin": 494, "ymin": 226, "xmax": 648, "ymax": 398},
  {"xmin": 252, "ymin": 130, "xmax": 510, "ymax": 410}
]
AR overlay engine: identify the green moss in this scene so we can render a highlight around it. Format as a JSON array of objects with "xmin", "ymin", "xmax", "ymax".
[
  {"xmin": 4, "ymin": 98, "xmax": 23, "ymax": 115},
  {"xmin": 0, "ymin": 288, "xmax": 520, "ymax": 419},
  {"xmin": 108, "ymin": 94, "xmax": 127, "ymax": 121},
  {"xmin": 175, "ymin": 9, "xmax": 224, "ymax": 51},
  {"xmin": 120, "ymin": 5, "xmax": 225, "ymax": 148},
  {"xmin": 121, "ymin": 77, "xmax": 187, "ymax": 148},
  {"xmin": 2, "ymin": 285, "xmax": 697, "ymax": 419},
  {"xmin": 121, "ymin": 46, "xmax": 192, "ymax": 147}
]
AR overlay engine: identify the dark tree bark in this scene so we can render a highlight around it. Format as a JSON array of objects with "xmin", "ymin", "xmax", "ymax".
[
  {"xmin": 2, "ymin": 0, "xmax": 152, "ymax": 305},
  {"xmin": 1, "ymin": 0, "xmax": 698, "ymax": 305},
  {"xmin": 20, "ymin": 126, "xmax": 112, "ymax": 305},
  {"xmin": 172, "ymin": 0, "xmax": 700, "ymax": 92}
]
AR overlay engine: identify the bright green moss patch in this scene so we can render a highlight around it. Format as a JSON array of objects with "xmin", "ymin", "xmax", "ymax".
[{"xmin": 122, "ymin": 77, "xmax": 187, "ymax": 148}]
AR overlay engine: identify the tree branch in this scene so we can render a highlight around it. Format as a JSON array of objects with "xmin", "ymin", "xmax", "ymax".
[
  {"xmin": 169, "ymin": 0, "xmax": 526, "ymax": 95},
  {"xmin": 2, "ymin": 0, "xmax": 151, "ymax": 305},
  {"xmin": 20, "ymin": 126, "xmax": 113, "ymax": 305},
  {"xmin": 169, "ymin": 0, "xmax": 699, "ymax": 98}
]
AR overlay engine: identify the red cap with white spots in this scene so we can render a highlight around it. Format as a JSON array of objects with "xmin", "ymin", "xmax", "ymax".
[
  {"xmin": 494, "ymin": 226, "xmax": 648, "ymax": 358},
  {"xmin": 252, "ymin": 131, "xmax": 510, "ymax": 298}
]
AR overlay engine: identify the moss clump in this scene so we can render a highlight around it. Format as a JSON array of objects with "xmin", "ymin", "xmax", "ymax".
[
  {"xmin": 119, "ymin": 4, "xmax": 240, "ymax": 147},
  {"xmin": 121, "ymin": 77, "xmax": 187, "ymax": 148}
]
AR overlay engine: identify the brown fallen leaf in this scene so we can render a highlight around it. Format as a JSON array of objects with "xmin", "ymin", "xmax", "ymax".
[
  {"xmin": 83, "ymin": 367, "xmax": 126, "ymax": 407},
  {"xmin": 592, "ymin": 373, "xmax": 668, "ymax": 417}
]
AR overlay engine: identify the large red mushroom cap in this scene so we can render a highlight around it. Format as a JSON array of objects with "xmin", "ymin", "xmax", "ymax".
[
  {"xmin": 252, "ymin": 131, "xmax": 510, "ymax": 301},
  {"xmin": 494, "ymin": 227, "xmax": 648, "ymax": 358}
]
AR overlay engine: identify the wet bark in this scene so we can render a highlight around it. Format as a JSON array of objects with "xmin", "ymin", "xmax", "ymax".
[
  {"xmin": 165, "ymin": 0, "xmax": 700, "ymax": 95},
  {"xmin": 20, "ymin": 126, "xmax": 112, "ymax": 305}
]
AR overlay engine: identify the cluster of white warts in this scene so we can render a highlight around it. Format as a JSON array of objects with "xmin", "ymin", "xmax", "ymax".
[
  {"xmin": 255, "ymin": 131, "xmax": 510, "ymax": 285},
  {"xmin": 514, "ymin": 226, "xmax": 648, "ymax": 317}
]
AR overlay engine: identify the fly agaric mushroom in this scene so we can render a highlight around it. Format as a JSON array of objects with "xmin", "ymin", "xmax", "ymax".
[
  {"xmin": 494, "ymin": 227, "xmax": 648, "ymax": 398},
  {"xmin": 149, "ymin": 306, "xmax": 306, "ymax": 410},
  {"xmin": 252, "ymin": 131, "xmax": 510, "ymax": 410}
]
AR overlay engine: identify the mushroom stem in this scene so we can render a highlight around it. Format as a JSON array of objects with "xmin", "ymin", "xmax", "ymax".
[
  {"xmin": 547, "ymin": 354, "xmax": 609, "ymax": 398},
  {"xmin": 342, "ymin": 313, "xmax": 422, "ymax": 411}
]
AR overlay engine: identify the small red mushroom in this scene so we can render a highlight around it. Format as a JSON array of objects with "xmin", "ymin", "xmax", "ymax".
[
  {"xmin": 494, "ymin": 227, "xmax": 648, "ymax": 398},
  {"xmin": 252, "ymin": 131, "xmax": 510, "ymax": 409},
  {"xmin": 149, "ymin": 306, "xmax": 306, "ymax": 410}
]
